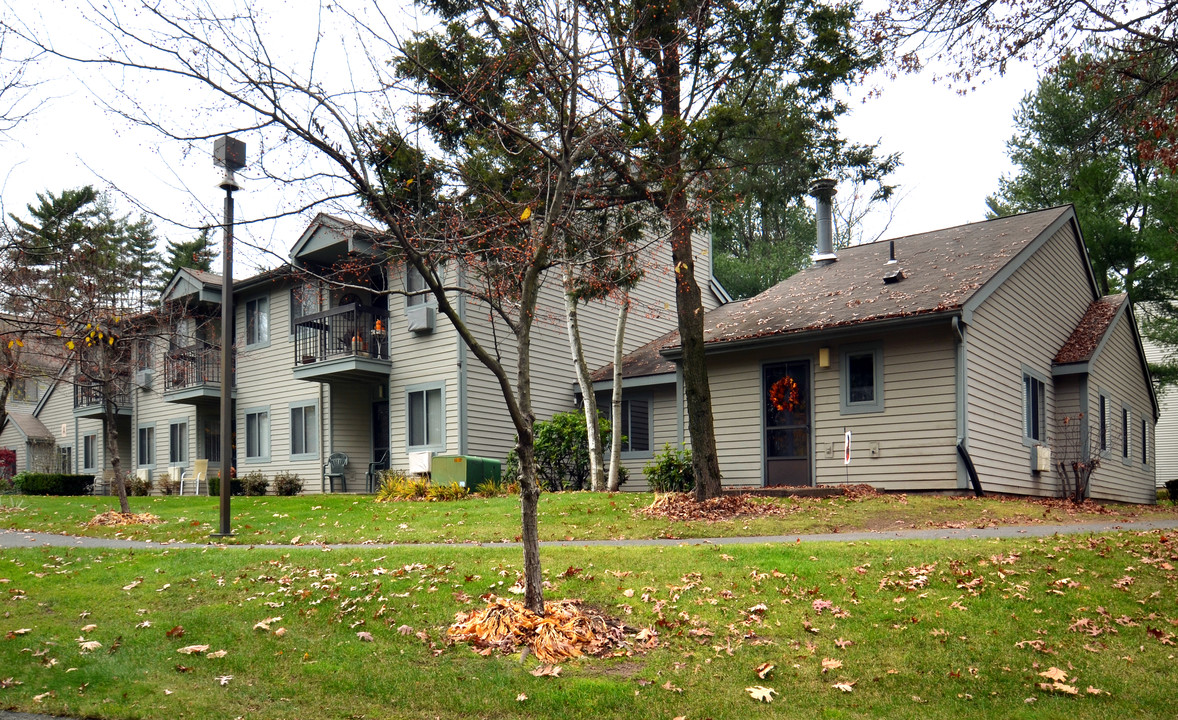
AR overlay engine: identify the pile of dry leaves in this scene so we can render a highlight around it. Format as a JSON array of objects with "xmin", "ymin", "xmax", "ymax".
[
  {"xmin": 448, "ymin": 595, "xmax": 651, "ymax": 663},
  {"xmin": 639, "ymin": 493, "xmax": 801, "ymax": 522},
  {"xmin": 86, "ymin": 511, "xmax": 162, "ymax": 527}
]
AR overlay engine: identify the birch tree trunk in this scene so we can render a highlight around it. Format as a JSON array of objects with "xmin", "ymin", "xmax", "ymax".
[
  {"xmin": 607, "ymin": 292, "xmax": 629, "ymax": 492},
  {"xmin": 563, "ymin": 264, "xmax": 604, "ymax": 491}
]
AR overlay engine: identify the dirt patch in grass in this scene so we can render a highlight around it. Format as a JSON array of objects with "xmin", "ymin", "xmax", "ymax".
[
  {"xmin": 85, "ymin": 510, "xmax": 163, "ymax": 527},
  {"xmin": 448, "ymin": 595, "xmax": 653, "ymax": 663}
]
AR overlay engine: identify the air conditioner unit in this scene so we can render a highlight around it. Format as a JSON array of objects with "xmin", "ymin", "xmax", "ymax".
[
  {"xmin": 407, "ymin": 451, "xmax": 434, "ymax": 475},
  {"xmin": 135, "ymin": 368, "xmax": 154, "ymax": 389},
  {"xmin": 406, "ymin": 305, "xmax": 436, "ymax": 334},
  {"xmin": 168, "ymin": 466, "xmax": 182, "ymax": 483},
  {"xmin": 1031, "ymin": 445, "xmax": 1052, "ymax": 473},
  {"xmin": 135, "ymin": 468, "xmax": 151, "ymax": 483}
]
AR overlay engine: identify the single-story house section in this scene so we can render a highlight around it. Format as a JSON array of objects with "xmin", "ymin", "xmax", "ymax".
[{"xmin": 602, "ymin": 201, "xmax": 1158, "ymax": 502}]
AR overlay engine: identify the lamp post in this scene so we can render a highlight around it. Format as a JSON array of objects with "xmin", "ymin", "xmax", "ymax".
[{"xmin": 211, "ymin": 135, "xmax": 245, "ymax": 539}]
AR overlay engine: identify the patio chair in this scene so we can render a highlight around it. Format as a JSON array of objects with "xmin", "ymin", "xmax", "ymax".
[
  {"xmin": 325, "ymin": 452, "xmax": 348, "ymax": 492},
  {"xmin": 180, "ymin": 459, "xmax": 208, "ymax": 496},
  {"xmin": 366, "ymin": 449, "xmax": 390, "ymax": 493}
]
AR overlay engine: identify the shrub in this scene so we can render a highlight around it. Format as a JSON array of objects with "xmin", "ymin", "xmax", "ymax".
[
  {"xmin": 13, "ymin": 472, "xmax": 96, "ymax": 496},
  {"xmin": 427, "ymin": 481, "xmax": 469, "ymax": 501},
  {"xmin": 643, "ymin": 444, "xmax": 694, "ymax": 493},
  {"xmin": 241, "ymin": 471, "xmax": 268, "ymax": 496},
  {"xmin": 273, "ymin": 472, "xmax": 303, "ymax": 496},
  {"xmin": 0, "ymin": 448, "xmax": 15, "ymax": 478},
  {"xmin": 208, "ymin": 474, "xmax": 244, "ymax": 496},
  {"xmin": 0, "ymin": 475, "xmax": 15, "ymax": 495},
  {"xmin": 375, "ymin": 470, "xmax": 427, "ymax": 501},
  {"xmin": 129, "ymin": 473, "xmax": 153, "ymax": 496},
  {"xmin": 504, "ymin": 411, "xmax": 620, "ymax": 491},
  {"xmin": 1165, "ymin": 479, "xmax": 1178, "ymax": 503},
  {"xmin": 474, "ymin": 475, "xmax": 520, "ymax": 497}
]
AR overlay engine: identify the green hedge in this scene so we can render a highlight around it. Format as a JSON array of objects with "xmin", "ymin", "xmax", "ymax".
[
  {"xmin": 13, "ymin": 473, "xmax": 95, "ymax": 496},
  {"xmin": 207, "ymin": 478, "xmax": 244, "ymax": 497}
]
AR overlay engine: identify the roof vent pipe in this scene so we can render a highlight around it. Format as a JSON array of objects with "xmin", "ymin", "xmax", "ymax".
[
  {"xmin": 887, "ymin": 240, "xmax": 897, "ymax": 265},
  {"xmin": 809, "ymin": 178, "xmax": 838, "ymax": 265}
]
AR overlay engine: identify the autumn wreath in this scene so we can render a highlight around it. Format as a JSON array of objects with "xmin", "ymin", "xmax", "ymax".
[{"xmin": 769, "ymin": 375, "xmax": 801, "ymax": 413}]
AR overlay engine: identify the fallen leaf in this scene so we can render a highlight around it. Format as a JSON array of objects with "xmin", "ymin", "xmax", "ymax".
[
  {"xmin": 33, "ymin": 691, "xmax": 53, "ymax": 703},
  {"xmin": 176, "ymin": 645, "xmax": 209, "ymax": 655},
  {"xmin": 755, "ymin": 662, "xmax": 775, "ymax": 679},
  {"xmin": 662, "ymin": 680, "xmax": 683, "ymax": 693},
  {"xmin": 1038, "ymin": 667, "xmax": 1069, "ymax": 682},
  {"xmin": 746, "ymin": 686, "xmax": 776, "ymax": 703},
  {"xmin": 254, "ymin": 617, "xmax": 282, "ymax": 631},
  {"xmin": 1086, "ymin": 686, "xmax": 1104, "ymax": 695},
  {"xmin": 80, "ymin": 624, "xmax": 97, "ymax": 633},
  {"xmin": 78, "ymin": 641, "xmax": 102, "ymax": 652},
  {"xmin": 516, "ymin": 693, "xmax": 527, "ymax": 702},
  {"xmin": 531, "ymin": 665, "xmax": 561, "ymax": 677},
  {"xmin": 206, "ymin": 650, "xmax": 227, "ymax": 659},
  {"xmin": 274, "ymin": 628, "xmax": 287, "ymax": 638},
  {"xmin": 122, "ymin": 580, "xmax": 141, "ymax": 591},
  {"xmin": 135, "ymin": 621, "xmax": 151, "ymax": 629},
  {"xmin": 832, "ymin": 682, "xmax": 855, "ymax": 693},
  {"xmin": 165, "ymin": 626, "xmax": 184, "ymax": 639},
  {"xmin": 174, "ymin": 665, "xmax": 192, "ymax": 673},
  {"xmin": 357, "ymin": 631, "xmax": 374, "ymax": 642},
  {"xmin": 821, "ymin": 658, "xmax": 843, "ymax": 673},
  {"xmin": 216, "ymin": 675, "xmax": 232, "ymax": 686},
  {"xmin": 834, "ymin": 638, "xmax": 853, "ymax": 649},
  {"xmin": 397, "ymin": 625, "xmax": 413, "ymax": 636},
  {"xmin": 6, "ymin": 629, "xmax": 32, "ymax": 639}
]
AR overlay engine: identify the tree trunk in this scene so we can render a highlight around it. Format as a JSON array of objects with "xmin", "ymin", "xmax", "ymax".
[
  {"xmin": 517, "ymin": 262, "xmax": 545, "ymax": 614},
  {"xmin": 607, "ymin": 293, "xmax": 629, "ymax": 492},
  {"xmin": 563, "ymin": 265, "xmax": 604, "ymax": 491},
  {"xmin": 104, "ymin": 394, "xmax": 130, "ymax": 514}
]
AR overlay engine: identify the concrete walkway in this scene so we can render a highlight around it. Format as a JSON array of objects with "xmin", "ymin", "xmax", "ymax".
[{"xmin": 3, "ymin": 518, "xmax": 1178, "ymax": 551}]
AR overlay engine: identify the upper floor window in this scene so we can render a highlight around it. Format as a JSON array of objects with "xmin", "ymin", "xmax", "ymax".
[
  {"xmin": 291, "ymin": 283, "xmax": 321, "ymax": 325},
  {"xmin": 406, "ymin": 266, "xmax": 429, "ymax": 307},
  {"xmin": 246, "ymin": 296, "xmax": 269, "ymax": 347},
  {"xmin": 10, "ymin": 378, "xmax": 38, "ymax": 403}
]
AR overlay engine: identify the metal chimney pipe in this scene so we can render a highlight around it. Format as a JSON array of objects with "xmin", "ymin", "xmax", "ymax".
[{"xmin": 809, "ymin": 178, "xmax": 838, "ymax": 264}]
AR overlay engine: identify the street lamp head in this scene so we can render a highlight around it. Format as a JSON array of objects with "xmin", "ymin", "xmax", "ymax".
[
  {"xmin": 217, "ymin": 168, "xmax": 242, "ymax": 192},
  {"xmin": 213, "ymin": 135, "xmax": 246, "ymax": 172}
]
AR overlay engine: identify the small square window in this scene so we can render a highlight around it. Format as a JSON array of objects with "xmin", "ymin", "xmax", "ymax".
[
  {"xmin": 406, "ymin": 266, "xmax": 429, "ymax": 307},
  {"xmin": 840, "ymin": 345, "xmax": 883, "ymax": 414}
]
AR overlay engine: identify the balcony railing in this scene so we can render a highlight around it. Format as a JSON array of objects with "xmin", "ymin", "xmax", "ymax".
[
  {"xmin": 294, "ymin": 303, "xmax": 390, "ymax": 366},
  {"xmin": 73, "ymin": 378, "xmax": 131, "ymax": 411},
  {"xmin": 164, "ymin": 341, "xmax": 233, "ymax": 392}
]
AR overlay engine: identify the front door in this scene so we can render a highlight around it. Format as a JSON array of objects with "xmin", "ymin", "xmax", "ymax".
[
  {"xmin": 764, "ymin": 360, "xmax": 811, "ymax": 486},
  {"xmin": 372, "ymin": 399, "xmax": 389, "ymax": 469}
]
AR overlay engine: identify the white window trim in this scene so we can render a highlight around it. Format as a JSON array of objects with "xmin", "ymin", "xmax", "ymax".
[
  {"xmin": 405, "ymin": 265, "xmax": 436, "ymax": 308},
  {"xmin": 289, "ymin": 400, "xmax": 319, "ymax": 461},
  {"xmin": 840, "ymin": 343, "xmax": 884, "ymax": 415},
  {"xmin": 1098, "ymin": 392, "xmax": 1110, "ymax": 456},
  {"xmin": 244, "ymin": 406, "xmax": 271, "ymax": 463},
  {"xmin": 405, "ymin": 382, "xmax": 446, "ymax": 452},
  {"xmin": 244, "ymin": 294, "xmax": 271, "ymax": 349},
  {"xmin": 82, "ymin": 434, "xmax": 97, "ymax": 472}
]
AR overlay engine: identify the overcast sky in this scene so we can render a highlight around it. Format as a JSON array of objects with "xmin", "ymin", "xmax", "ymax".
[{"xmin": 0, "ymin": 2, "xmax": 1044, "ymax": 276}]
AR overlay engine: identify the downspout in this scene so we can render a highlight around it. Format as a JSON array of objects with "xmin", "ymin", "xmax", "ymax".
[
  {"xmin": 952, "ymin": 316, "xmax": 983, "ymax": 497},
  {"xmin": 319, "ymin": 380, "xmax": 326, "ymax": 494}
]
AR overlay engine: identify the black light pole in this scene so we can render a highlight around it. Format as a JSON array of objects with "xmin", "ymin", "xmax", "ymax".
[{"xmin": 211, "ymin": 135, "xmax": 245, "ymax": 539}]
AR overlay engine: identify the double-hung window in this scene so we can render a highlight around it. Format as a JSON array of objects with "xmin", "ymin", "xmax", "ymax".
[
  {"xmin": 1023, "ymin": 372, "xmax": 1046, "ymax": 443},
  {"xmin": 137, "ymin": 425, "xmax": 155, "ymax": 468},
  {"xmin": 82, "ymin": 434, "xmax": 97, "ymax": 472},
  {"xmin": 1122, "ymin": 405, "xmax": 1131, "ymax": 462},
  {"xmin": 245, "ymin": 408, "xmax": 271, "ymax": 462},
  {"xmin": 407, "ymin": 384, "xmax": 444, "ymax": 450},
  {"xmin": 1098, "ymin": 394, "xmax": 1108, "ymax": 452},
  {"xmin": 406, "ymin": 266, "xmax": 429, "ymax": 307},
  {"xmin": 245, "ymin": 296, "xmax": 269, "ymax": 347},
  {"xmin": 169, "ymin": 421, "xmax": 188, "ymax": 465},
  {"xmin": 290, "ymin": 402, "xmax": 318, "ymax": 459}
]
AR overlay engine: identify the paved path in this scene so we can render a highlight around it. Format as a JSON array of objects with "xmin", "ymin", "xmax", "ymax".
[{"xmin": 3, "ymin": 518, "xmax": 1178, "ymax": 551}]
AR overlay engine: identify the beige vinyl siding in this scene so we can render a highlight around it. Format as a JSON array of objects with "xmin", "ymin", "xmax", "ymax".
[
  {"xmin": 325, "ymin": 380, "xmax": 374, "ymax": 492},
  {"xmin": 706, "ymin": 324, "xmax": 959, "ymax": 490},
  {"xmin": 130, "ymin": 333, "xmax": 199, "ymax": 490},
  {"xmin": 232, "ymin": 284, "xmax": 325, "ymax": 489},
  {"xmin": 36, "ymin": 376, "xmax": 78, "ymax": 472},
  {"xmin": 463, "ymin": 231, "xmax": 715, "ymax": 467},
  {"xmin": 387, "ymin": 265, "xmax": 458, "ymax": 471},
  {"xmin": 1141, "ymin": 333, "xmax": 1176, "ymax": 486},
  {"xmin": 611, "ymin": 382, "xmax": 678, "ymax": 491},
  {"xmin": 1088, "ymin": 315, "xmax": 1156, "ymax": 503},
  {"xmin": 965, "ymin": 224, "xmax": 1094, "ymax": 497}
]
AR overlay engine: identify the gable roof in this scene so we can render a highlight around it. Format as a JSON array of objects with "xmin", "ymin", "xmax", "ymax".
[
  {"xmin": 590, "ymin": 330, "xmax": 680, "ymax": 384},
  {"xmin": 290, "ymin": 213, "xmax": 382, "ymax": 265},
  {"xmin": 665, "ymin": 206, "xmax": 1072, "ymax": 351},
  {"xmin": 1054, "ymin": 293, "xmax": 1126, "ymax": 365},
  {"xmin": 6, "ymin": 412, "xmax": 54, "ymax": 443}
]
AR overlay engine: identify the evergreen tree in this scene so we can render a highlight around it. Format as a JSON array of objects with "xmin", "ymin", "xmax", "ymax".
[
  {"xmin": 989, "ymin": 51, "xmax": 1178, "ymax": 387},
  {"xmin": 157, "ymin": 227, "xmax": 214, "ymax": 292}
]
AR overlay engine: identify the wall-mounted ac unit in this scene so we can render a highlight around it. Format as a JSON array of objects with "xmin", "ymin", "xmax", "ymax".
[
  {"xmin": 135, "ymin": 468, "xmax": 152, "ymax": 483},
  {"xmin": 1031, "ymin": 445, "xmax": 1052, "ymax": 473},
  {"xmin": 135, "ymin": 369, "xmax": 154, "ymax": 389},
  {"xmin": 406, "ymin": 305, "xmax": 436, "ymax": 334},
  {"xmin": 407, "ymin": 451, "xmax": 434, "ymax": 475}
]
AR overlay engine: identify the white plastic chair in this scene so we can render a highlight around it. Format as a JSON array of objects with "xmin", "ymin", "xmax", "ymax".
[{"xmin": 180, "ymin": 459, "xmax": 208, "ymax": 496}]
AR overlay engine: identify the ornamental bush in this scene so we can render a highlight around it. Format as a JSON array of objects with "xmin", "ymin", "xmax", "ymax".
[
  {"xmin": 240, "ymin": 471, "xmax": 268, "ymax": 496},
  {"xmin": 504, "ymin": 411, "xmax": 621, "ymax": 491},
  {"xmin": 643, "ymin": 445, "xmax": 694, "ymax": 493},
  {"xmin": 273, "ymin": 472, "xmax": 303, "ymax": 496}
]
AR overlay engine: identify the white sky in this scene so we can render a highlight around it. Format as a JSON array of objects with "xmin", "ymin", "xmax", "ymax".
[{"xmin": 0, "ymin": 2, "xmax": 1045, "ymax": 275}]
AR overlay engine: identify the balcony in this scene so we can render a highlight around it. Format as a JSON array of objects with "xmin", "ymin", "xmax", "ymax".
[
  {"xmin": 73, "ymin": 378, "xmax": 132, "ymax": 418},
  {"xmin": 292, "ymin": 303, "xmax": 391, "ymax": 382},
  {"xmin": 163, "ymin": 342, "xmax": 235, "ymax": 405}
]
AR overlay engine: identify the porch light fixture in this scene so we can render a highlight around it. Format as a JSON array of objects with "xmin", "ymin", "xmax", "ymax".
[{"xmin": 819, "ymin": 347, "xmax": 830, "ymax": 369}]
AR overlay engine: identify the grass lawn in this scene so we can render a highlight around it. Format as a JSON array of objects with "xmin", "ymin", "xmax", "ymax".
[
  {"xmin": 2, "ymin": 492, "xmax": 1177, "ymax": 545},
  {"xmin": 1, "ymin": 530, "xmax": 1176, "ymax": 719}
]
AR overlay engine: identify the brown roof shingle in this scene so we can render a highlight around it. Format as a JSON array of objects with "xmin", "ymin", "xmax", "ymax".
[
  {"xmin": 589, "ymin": 329, "xmax": 680, "ymax": 382},
  {"xmin": 1054, "ymin": 293, "xmax": 1126, "ymax": 365}
]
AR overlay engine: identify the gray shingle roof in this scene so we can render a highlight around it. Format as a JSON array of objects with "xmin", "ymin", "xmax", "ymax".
[{"xmin": 1054, "ymin": 293, "xmax": 1127, "ymax": 365}]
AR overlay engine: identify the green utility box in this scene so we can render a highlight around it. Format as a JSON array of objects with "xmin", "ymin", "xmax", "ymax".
[{"xmin": 432, "ymin": 455, "xmax": 503, "ymax": 488}]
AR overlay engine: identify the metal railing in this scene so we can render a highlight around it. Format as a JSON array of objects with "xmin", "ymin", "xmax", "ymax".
[
  {"xmin": 294, "ymin": 303, "xmax": 390, "ymax": 365},
  {"xmin": 73, "ymin": 378, "xmax": 131, "ymax": 410},
  {"xmin": 164, "ymin": 341, "xmax": 233, "ymax": 391}
]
